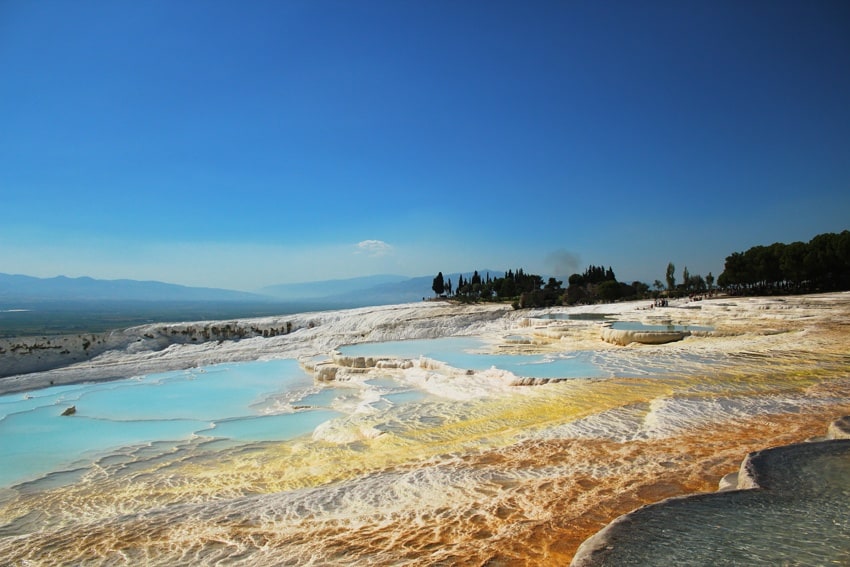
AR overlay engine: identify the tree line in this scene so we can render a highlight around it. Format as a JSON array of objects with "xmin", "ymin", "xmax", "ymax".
[
  {"xmin": 655, "ymin": 262, "xmax": 715, "ymax": 297},
  {"xmin": 429, "ymin": 230, "xmax": 850, "ymax": 308},
  {"xmin": 432, "ymin": 269, "xmax": 562, "ymax": 307},
  {"xmin": 431, "ymin": 266, "xmax": 653, "ymax": 308},
  {"xmin": 565, "ymin": 265, "xmax": 651, "ymax": 304},
  {"xmin": 717, "ymin": 230, "xmax": 850, "ymax": 294}
]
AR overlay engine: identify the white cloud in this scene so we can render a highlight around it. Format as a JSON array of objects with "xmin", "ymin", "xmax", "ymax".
[{"xmin": 356, "ymin": 239, "xmax": 393, "ymax": 257}]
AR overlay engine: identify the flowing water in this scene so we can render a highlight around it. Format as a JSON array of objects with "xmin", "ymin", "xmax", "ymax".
[{"xmin": 1, "ymin": 296, "xmax": 849, "ymax": 565}]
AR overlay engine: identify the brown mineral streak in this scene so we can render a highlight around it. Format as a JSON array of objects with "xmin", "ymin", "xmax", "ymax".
[
  {"xmin": 550, "ymin": 412, "xmax": 845, "ymax": 565},
  {"xmin": 4, "ymin": 414, "xmax": 848, "ymax": 566},
  {"xmin": 409, "ymin": 411, "xmax": 846, "ymax": 566},
  {"xmin": 28, "ymin": 413, "xmax": 843, "ymax": 567}
]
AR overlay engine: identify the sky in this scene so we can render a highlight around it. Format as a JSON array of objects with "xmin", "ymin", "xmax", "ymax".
[{"xmin": 1, "ymin": 0, "xmax": 849, "ymax": 291}]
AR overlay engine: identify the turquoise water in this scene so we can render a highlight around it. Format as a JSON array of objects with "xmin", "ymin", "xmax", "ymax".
[
  {"xmin": 340, "ymin": 336, "xmax": 606, "ymax": 379},
  {"xmin": 200, "ymin": 411, "xmax": 337, "ymax": 443},
  {"xmin": 0, "ymin": 360, "xmax": 343, "ymax": 487},
  {"xmin": 1, "ymin": 337, "xmax": 611, "ymax": 488}
]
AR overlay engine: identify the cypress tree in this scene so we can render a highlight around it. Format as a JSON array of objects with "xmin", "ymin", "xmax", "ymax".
[{"xmin": 432, "ymin": 272, "xmax": 445, "ymax": 296}]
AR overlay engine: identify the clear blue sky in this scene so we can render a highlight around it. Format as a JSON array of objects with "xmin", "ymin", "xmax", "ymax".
[{"xmin": 2, "ymin": 0, "xmax": 848, "ymax": 291}]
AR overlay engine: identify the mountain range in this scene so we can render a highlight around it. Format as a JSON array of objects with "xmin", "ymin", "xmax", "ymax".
[
  {"xmin": 0, "ymin": 273, "xmax": 265, "ymax": 303},
  {"xmin": 0, "ymin": 272, "xmax": 502, "ymax": 307}
]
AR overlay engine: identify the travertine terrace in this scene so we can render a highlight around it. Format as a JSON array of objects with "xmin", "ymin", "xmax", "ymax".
[{"xmin": 2, "ymin": 293, "xmax": 849, "ymax": 565}]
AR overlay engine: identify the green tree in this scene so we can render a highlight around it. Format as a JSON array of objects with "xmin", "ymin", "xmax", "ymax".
[
  {"xmin": 779, "ymin": 242, "xmax": 807, "ymax": 287},
  {"xmin": 432, "ymin": 272, "xmax": 445, "ymax": 296},
  {"xmin": 666, "ymin": 263, "xmax": 676, "ymax": 291},
  {"xmin": 498, "ymin": 277, "xmax": 517, "ymax": 299},
  {"xmin": 544, "ymin": 277, "xmax": 563, "ymax": 292},
  {"xmin": 692, "ymin": 274, "xmax": 706, "ymax": 292},
  {"xmin": 597, "ymin": 280, "xmax": 622, "ymax": 301},
  {"xmin": 718, "ymin": 252, "xmax": 746, "ymax": 289},
  {"xmin": 632, "ymin": 281, "xmax": 650, "ymax": 296},
  {"xmin": 718, "ymin": 230, "xmax": 850, "ymax": 294}
]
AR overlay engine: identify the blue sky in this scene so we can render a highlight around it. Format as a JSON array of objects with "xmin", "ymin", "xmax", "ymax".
[{"xmin": 1, "ymin": 0, "xmax": 848, "ymax": 291}]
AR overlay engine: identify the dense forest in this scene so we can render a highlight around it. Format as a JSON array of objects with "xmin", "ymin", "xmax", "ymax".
[{"xmin": 717, "ymin": 230, "xmax": 850, "ymax": 294}]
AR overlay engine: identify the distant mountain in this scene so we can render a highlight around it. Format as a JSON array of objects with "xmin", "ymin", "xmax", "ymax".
[
  {"xmin": 0, "ymin": 270, "xmax": 512, "ymax": 309},
  {"xmin": 0, "ymin": 273, "xmax": 267, "ymax": 303},
  {"xmin": 324, "ymin": 275, "xmax": 435, "ymax": 305},
  {"xmin": 326, "ymin": 270, "xmax": 507, "ymax": 304},
  {"xmin": 0, "ymin": 271, "xmax": 510, "ymax": 336},
  {"xmin": 260, "ymin": 271, "xmax": 507, "ymax": 306},
  {"xmin": 260, "ymin": 274, "xmax": 409, "ymax": 301}
]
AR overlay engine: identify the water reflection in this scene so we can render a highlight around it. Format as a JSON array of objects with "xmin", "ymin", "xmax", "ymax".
[{"xmin": 339, "ymin": 336, "xmax": 607, "ymax": 379}]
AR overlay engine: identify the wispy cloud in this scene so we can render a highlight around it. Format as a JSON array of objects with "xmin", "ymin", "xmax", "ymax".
[{"xmin": 356, "ymin": 240, "xmax": 393, "ymax": 257}]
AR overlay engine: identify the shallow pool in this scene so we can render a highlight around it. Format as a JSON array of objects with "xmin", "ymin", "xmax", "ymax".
[
  {"xmin": 339, "ymin": 336, "xmax": 607, "ymax": 379},
  {"xmin": 0, "ymin": 360, "xmax": 344, "ymax": 487}
]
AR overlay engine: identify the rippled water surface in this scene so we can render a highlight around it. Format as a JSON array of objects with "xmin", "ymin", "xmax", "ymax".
[
  {"xmin": 1, "ymin": 339, "xmax": 612, "ymax": 488},
  {"xmin": 0, "ymin": 360, "xmax": 344, "ymax": 486}
]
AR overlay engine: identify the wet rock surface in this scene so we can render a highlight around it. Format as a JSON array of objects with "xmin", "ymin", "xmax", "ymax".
[{"xmin": 572, "ymin": 418, "xmax": 850, "ymax": 566}]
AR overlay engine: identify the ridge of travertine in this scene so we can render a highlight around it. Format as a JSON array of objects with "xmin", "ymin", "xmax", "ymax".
[
  {"xmin": 4, "ymin": 293, "xmax": 850, "ymax": 396},
  {"xmin": 0, "ymin": 302, "xmax": 511, "ymax": 393}
]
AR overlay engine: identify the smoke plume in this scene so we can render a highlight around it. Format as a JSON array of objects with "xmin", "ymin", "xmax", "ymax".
[{"xmin": 545, "ymin": 249, "xmax": 580, "ymax": 278}]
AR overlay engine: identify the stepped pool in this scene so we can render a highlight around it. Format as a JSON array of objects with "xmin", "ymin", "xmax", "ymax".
[
  {"xmin": 1, "ymin": 337, "xmax": 618, "ymax": 489},
  {"xmin": 338, "ymin": 336, "xmax": 608, "ymax": 379},
  {"xmin": 0, "ymin": 360, "xmax": 345, "ymax": 487},
  {"xmin": 1, "ymin": 334, "xmax": 732, "ymax": 490}
]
